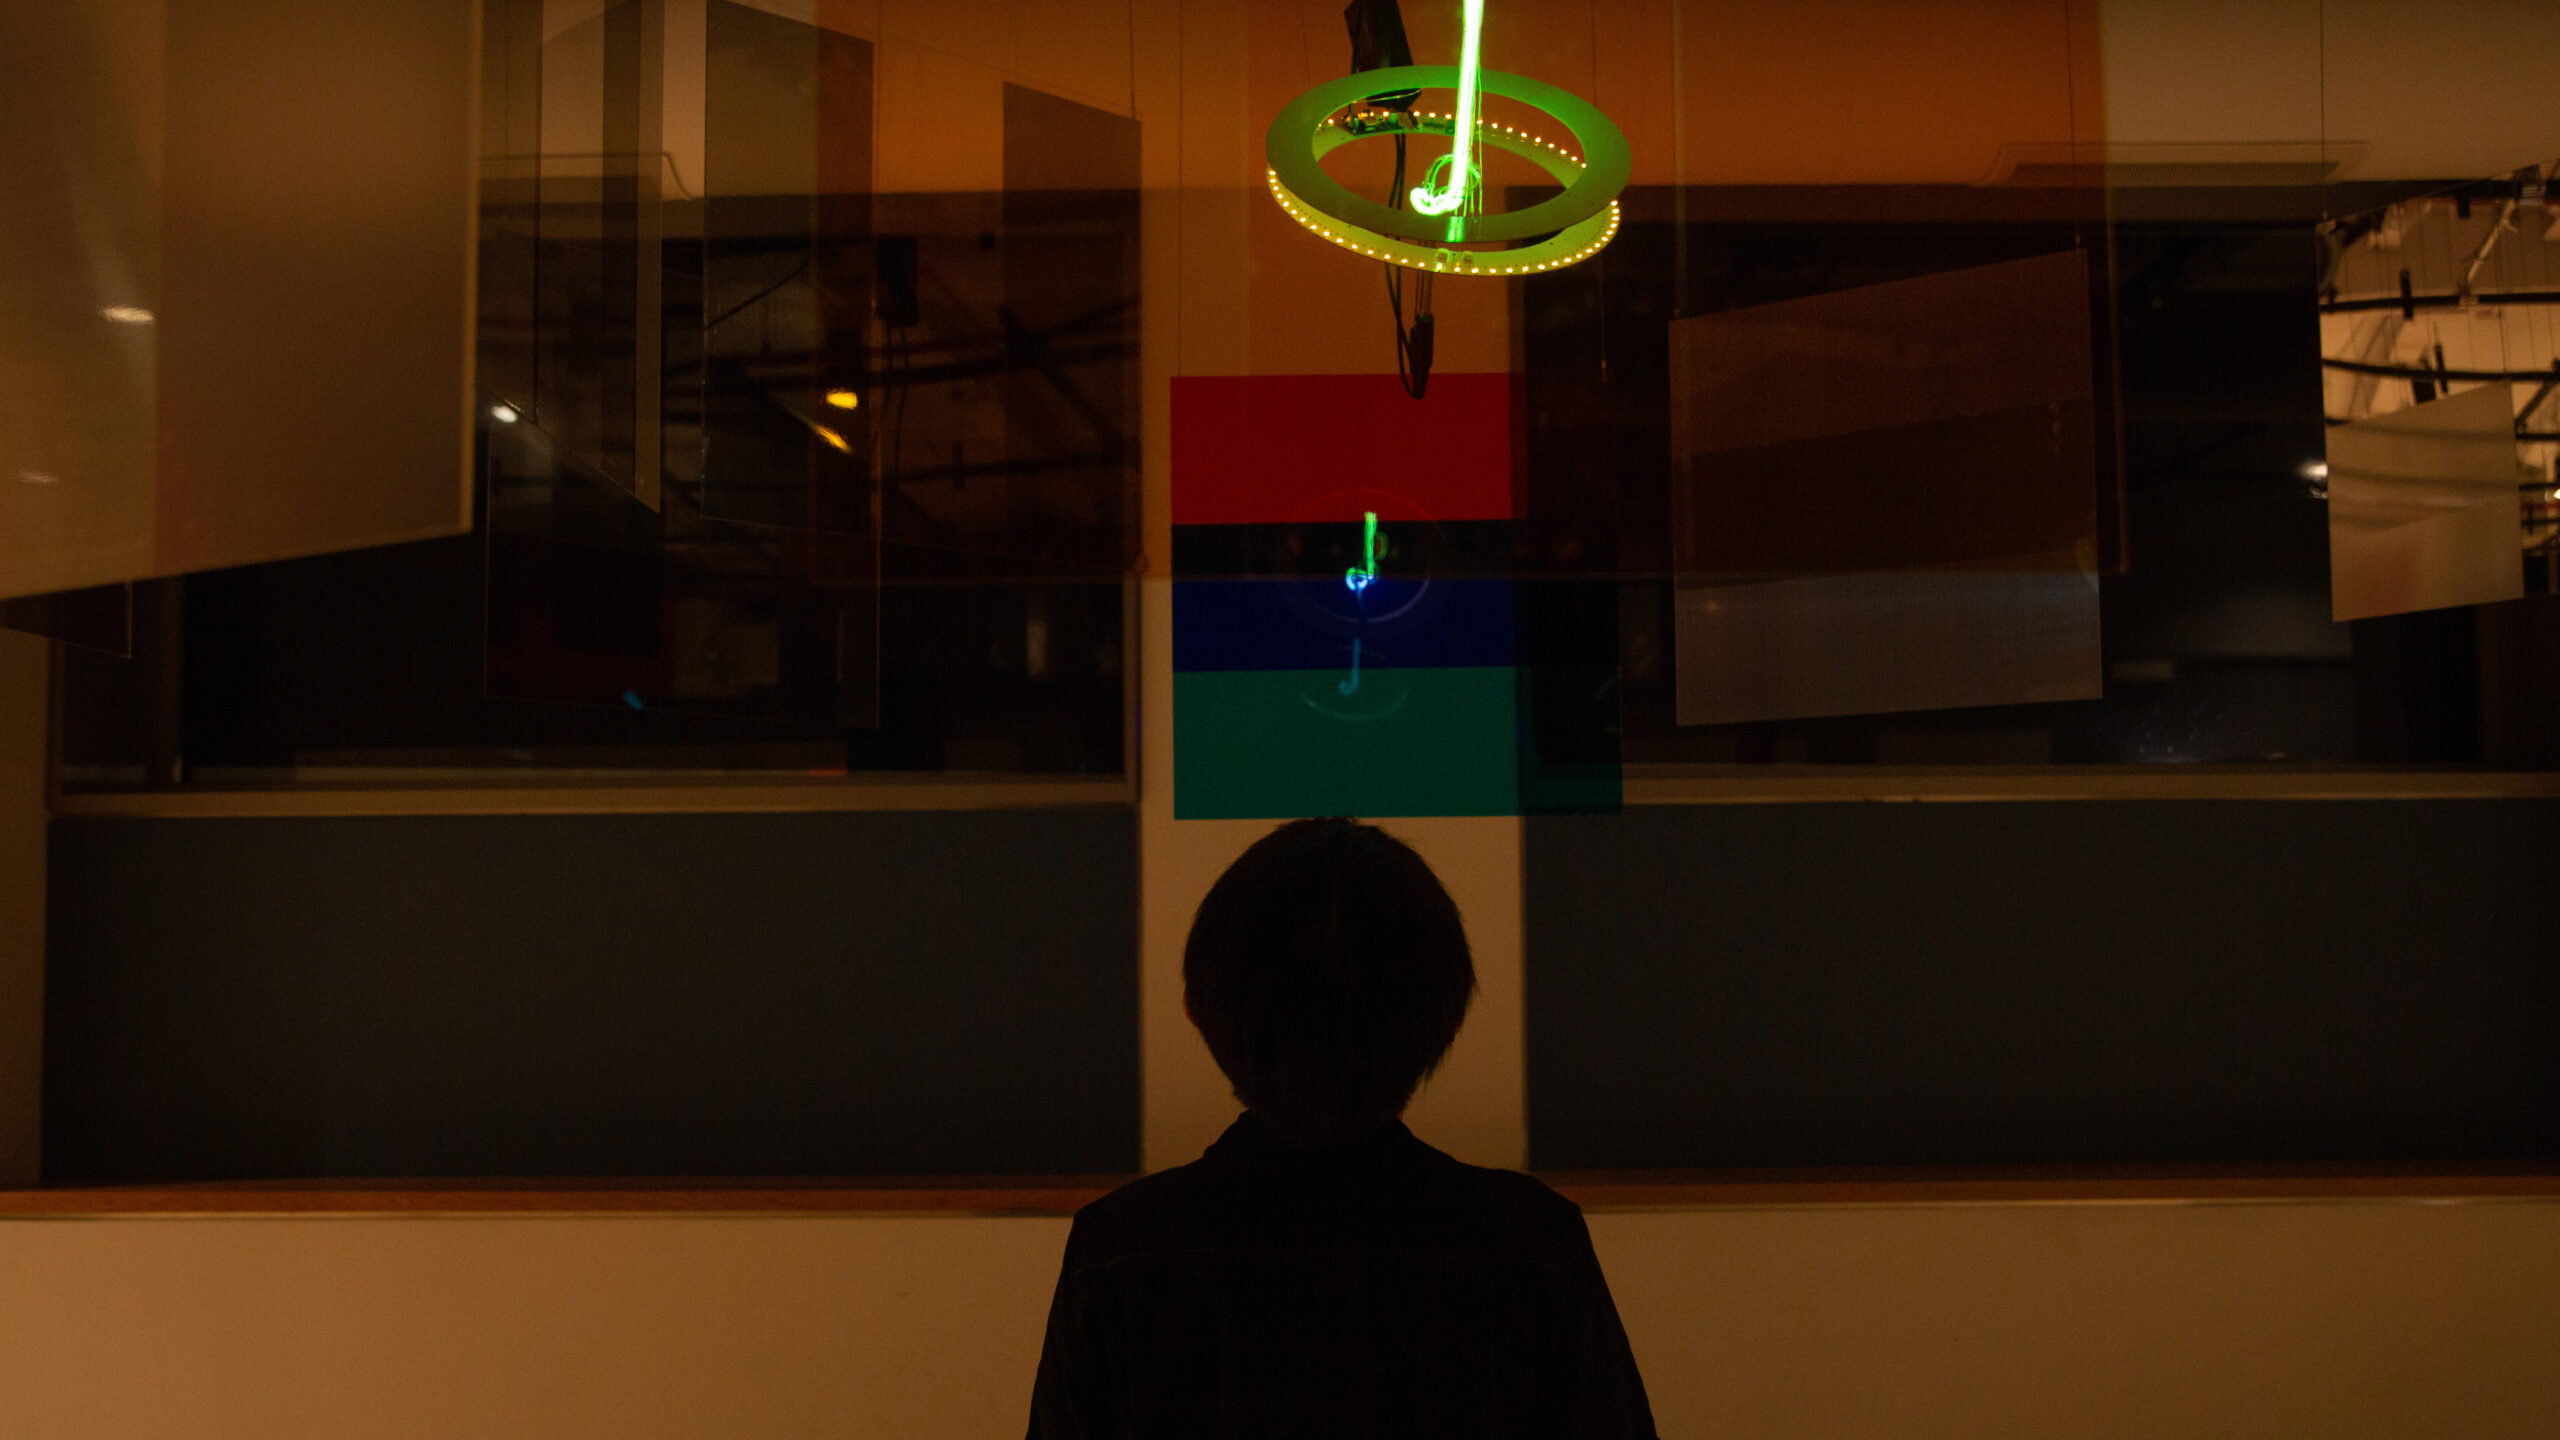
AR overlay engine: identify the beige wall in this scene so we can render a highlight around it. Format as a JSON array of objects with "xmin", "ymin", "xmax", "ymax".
[
  {"xmin": 0, "ymin": 630, "xmax": 44, "ymax": 1188},
  {"xmin": 0, "ymin": 1200, "xmax": 2552, "ymax": 1438},
  {"xmin": 2102, "ymin": 0, "xmax": 2560, "ymax": 180},
  {"xmin": 1606, "ymin": 1200, "xmax": 2560, "ymax": 1439}
]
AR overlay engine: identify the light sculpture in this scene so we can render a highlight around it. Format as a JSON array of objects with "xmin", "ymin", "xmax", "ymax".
[
  {"xmin": 1264, "ymin": 1, "xmax": 1629, "ymax": 277},
  {"xmin": 1345, "ymin": 510, "xmax": 1382, "ymax": 594}
]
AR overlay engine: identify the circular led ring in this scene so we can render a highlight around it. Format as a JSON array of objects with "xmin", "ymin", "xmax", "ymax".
[{"xmin": 1265, "ymin": 63, "xmax": 1630, "ymax": 276}]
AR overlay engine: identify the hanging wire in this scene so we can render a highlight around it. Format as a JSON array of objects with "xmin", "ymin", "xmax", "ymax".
[{"xmin": 1384, "ymin": 127, "xmax": 1434, "ymax": 398}]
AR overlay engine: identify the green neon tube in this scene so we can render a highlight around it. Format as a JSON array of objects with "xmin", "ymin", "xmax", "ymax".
[
  {"xmin": 1345, "ymin": 511, "xmax": 1381, "ymax": 594},
  {"xmin": 1408, "ymin": 0, "xmax": 1483, "ymax": 237}
]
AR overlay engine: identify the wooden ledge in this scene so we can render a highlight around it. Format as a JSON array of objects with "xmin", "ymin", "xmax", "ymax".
[
  {"xmin": 1545, "ymin": 1163, "xmax": 2560, "ymax": 1208},
  {"xmin": 1620, "ymin": 765, "xmax": 2560, "ymax": 805},
  {"xmin": 4, "ymin": 1165, "xmax": 2556, "ymax": 1217},
  {"xmin": 51, "ymin": 775, "xmax": 1135, "ymax": 820},
  {"xmin": 0, "ymin": 1177, "xmax": 1135, "ymax": 1217}
]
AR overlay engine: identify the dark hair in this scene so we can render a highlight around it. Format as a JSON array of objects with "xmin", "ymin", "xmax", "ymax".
[{"xmin": 1183, "ymin": 817, "xmax": 1476, "ymax": 1144}]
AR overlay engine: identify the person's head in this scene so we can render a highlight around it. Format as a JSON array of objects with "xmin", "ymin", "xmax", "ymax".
[{"xmin": 1182, "ymin": 817, "xmax": 1476, "ymax": 1144}]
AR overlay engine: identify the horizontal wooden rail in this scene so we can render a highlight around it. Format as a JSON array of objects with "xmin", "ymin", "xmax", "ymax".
[
  {"xmin": 0, "ymin": 1177, "xmax": 1133, "ymax": 1217},
  {"xmin": 50, "ymin": 775, "xmax": 1135, "ymax": 820},
  {"xmin": 1621, "ymin": 766, "xmax": 2560, "ymax": 805},
  {"xmin": 6, "ymin": 1165, "xmax": 2555, "ymax": 1217},
  {"xmin": 1545, "ymin": 1163, "xmax": 2560, "ymax": 1208},
  {"xmin": 48, "ymin": 769, "xmax": 2560, "ymax": 820}
]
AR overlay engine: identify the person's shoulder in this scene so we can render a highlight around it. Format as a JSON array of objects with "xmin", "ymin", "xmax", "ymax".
[
  {"xmin": 1076, "ymin": 1158, "xmax": 1215, "ymax": 1223},
  {"xmin": 1408, "ymin": 1141, "xmax": 1594, "ymax": 1255},
  {"xmin": 1059, "ymin": 1127, "xmax": 1591, "ymax": 1271},
  {"xmin": 1061, "ymin": 1155, "xmax": 1227, "ymax": 1265}
]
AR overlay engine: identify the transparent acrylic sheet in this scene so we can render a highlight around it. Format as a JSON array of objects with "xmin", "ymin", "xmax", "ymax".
[
  {"xmin": 480, "ymin": 0, "xmax": 541, "ymax": 424},
  {"xmin": 689, "ymin": 12, "xmax": 1140, "ymax": 581},
  {"xmin": 1, "ymin": 583, "xmax": 132, "ymax": 657},
  {"xmin": 483, "ymin": 411, "xmax": 880, "ymax": 729},
  {"xmin": 0, "ymin": 1, "xmax": 158, "ymax": 601},
  {"xmin": 2328, "ymin": 382, "xmax": 2526, "ymax": 621},
  {"xmin": 2320, "ymin": 160, "xmax": 2556, "ymax": 616},
  {"xmin": 476, "ymin": 5, "xmax": 1138, "ymax": 770},
  {"xmin": 55, "ymin": 519, "xmax": 886, "ymax": 788},
  {"xmin": 154, "ymin": 0, "xmax": 479, "ymax": 576},
  {"xmin": 482, "ymin": 399, "xmax": 1133, "ymax": 773},
  {"xmin": 697, "ymin": 0, "xmax": 864, "ymax": 533},
  {"xmin": 525, "ymin": 0, "xmax": 683, "ymax": 510},
  {"xmin": 1667, "ymin": 250, "xmax": 2104, "ymax": 727},
  {"xmin": 51, "ymin": 578, "xmax": 177, "ymax": 788},
  {"xmin": 9, "ymin": 0, "xmax": 481, "ymax": 601},
  {"xmin": 479, "ymin": 3, "xmax": 874, "ymax": 732}
]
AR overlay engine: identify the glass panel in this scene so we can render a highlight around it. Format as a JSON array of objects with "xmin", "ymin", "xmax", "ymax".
[
  {"xmin": 1519, "ymin": 176, "xmax": 2550, "ymax": 770},
  {"xmin": 698, "ymin": 0, "xmax": 868, "ymax": 532},
  {"xmin": 480, "ymin": 0, "xmax": 543, "ymax": 421},
  {"xmin": 1667, "ymin": 250, "xmax": 2103, "ymax": 726},
  {"xmin": 0, "ymin": 0, "xmax": 159, "ymax": 601},
  {"xmin": 1529, "ymin": 188, "xmax": 2137, "ymax": 765},
  {"xmin": 153, "ymin": 0, "xmax": 478, "ymax": 574},
  {"xmin": 55, "ymin": 6, "xmax": 1139, "ymax": 789},
  {"xmin": 5, "ymin": 0, "xmax": 480, "ymax": 598},
  {"xmin": 485, "ymin": 409, "xmax": 879, "ymax": 730},
  {"xmin": 487, "ymin": 2, "xmax": 882, "ymax": 733},
  {"xmin": 533, "ymin": 0, "xmax": 672, "ymax": 509},
  {"xmin": 53, "ymin": 579, "xmax": 178, "ymax": 788},
  {"xmin": 2, "ymin": 583, "xmax": 132, "ymax": 657},
  {"xmin": 47, "ymin": 0, "xmax": 2560, "ymax": 791},
  {"xmin": 993, "ymin": 83, "xmax": 1139, "ymax": 580}
]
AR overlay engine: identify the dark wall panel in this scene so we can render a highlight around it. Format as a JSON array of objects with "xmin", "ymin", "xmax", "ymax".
[
  {"xmin": 1527, "ymin": 802, "xmax": 2560, "ymax": 1170},
  {"xmin": 46, "ymin": 809, "xmax": 1138, "ymax": 1182}
]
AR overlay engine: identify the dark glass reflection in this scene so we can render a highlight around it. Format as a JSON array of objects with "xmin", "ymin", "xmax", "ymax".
[
  {"xmin": 53, "ymin": 8, "xmax": 1140, "ymax": 788},
  {"xmin": 1524, "ymin": 183, "xmax": 2551, "ymax": 766}
]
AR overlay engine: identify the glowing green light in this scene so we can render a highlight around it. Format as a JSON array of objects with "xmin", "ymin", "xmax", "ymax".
[
  {"xmin": 1345, "ymin": 511, "xmax": 1381, "ymax": 594},
  {"xmin": 1407, "ymin": 0, "xmax": 1485, "ymax": 240},
  {"xmin": 1264, "ymin": 64, "xmax": 1628, "ymax": 277}
]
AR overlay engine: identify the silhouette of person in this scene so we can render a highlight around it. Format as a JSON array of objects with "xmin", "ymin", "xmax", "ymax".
[{"xmin": 1028, "ymin": 817, "xmax": 1658, "ymax": 1438}]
